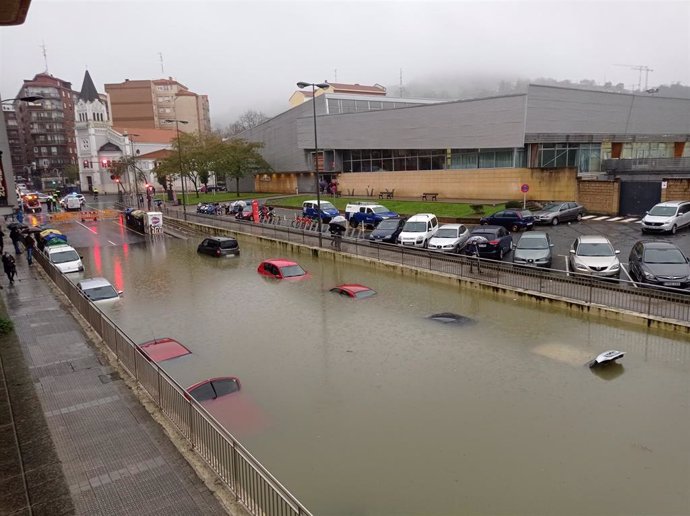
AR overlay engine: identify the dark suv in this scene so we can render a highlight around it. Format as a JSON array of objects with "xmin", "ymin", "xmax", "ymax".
[
  {"xmin": 480, "ymin": 209, "xmax": 535, "ymax": 232},
  {"xmin": 197, "ymin": 236, "xmax": 240, "ymax": 257}
]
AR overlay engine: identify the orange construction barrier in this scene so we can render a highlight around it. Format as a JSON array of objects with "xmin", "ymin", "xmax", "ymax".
[{"xmin": 80, "ymin": 211, "xmax": 98, "ymax": 222}]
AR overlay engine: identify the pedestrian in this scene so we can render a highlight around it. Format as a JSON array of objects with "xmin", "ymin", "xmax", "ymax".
[
  {"xmin": 24, "ymin": 233, "xmax": 35, "ymax": 265},
  {"xmin": 2, "ymin": 253, "xmax": 16, "ymax": 284},
  {"xmin": 9, "ymin": 227, "xmax": 22, "ymax": 254},
  {"xmin": 0, "ymin": 226, "xmax": 4, "ymax": 255},
  {"xmin": 15, "ymin": 207, "xmax": 24, "ymax": 224},
  {"xmin": 46, "ymin": 196, "xmax": 52, "ymax": 212},
  {"xmin": 466, "ymin": 239, "xmax": 482, "ymax": 273}
]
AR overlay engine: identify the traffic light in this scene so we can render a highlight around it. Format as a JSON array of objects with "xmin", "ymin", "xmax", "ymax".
[{"xmin": 83, "ymin": 160, "xmax": 90, "ymax": 169}]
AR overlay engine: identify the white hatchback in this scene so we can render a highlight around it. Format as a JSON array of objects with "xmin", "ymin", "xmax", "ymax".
[
  {"xmin": 397, "ymin": 213, "xmax": 439, "ymax": 248},
  {"xmin": 77, "ymin": 277, "xmax": 122, "ymax": 303},
  {"xmin": 44, "ymin": 245, "xmax": 84, "ymax": 273}
]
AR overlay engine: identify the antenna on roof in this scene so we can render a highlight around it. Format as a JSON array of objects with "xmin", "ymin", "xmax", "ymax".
[
  {"xmin": 399, "ymin": 68, "xmax": 404, "ymax": 98},
  {"xmin": 40, "ymin": 40, "xmax": 49, "ymax": 73},
  {"xmin": 158, "ymin": 52, "xmax": 165, "ymax": 75},
  {"xmin": 334, "ymin": 68, "xmax": 337, "ymax": 82}
]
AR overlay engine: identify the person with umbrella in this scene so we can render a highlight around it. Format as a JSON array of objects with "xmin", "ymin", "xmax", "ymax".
[
  {"xmin": 464, "ymin": 235, "xmax": 486, "ymax": 273},
  {"xmin": 9, "ymin": 225, "xmax": 22, "ymax": 254},
  {"xmin": 24, "ymin": 232, "xmax": 36, "ymax": 265},
  {"xmin": 329, "ymin": 215, "xmax": 347, "ymax": 251},
  {"xmin": 2, "ymin": 252, "xmax": 16, "ymax": 284}
]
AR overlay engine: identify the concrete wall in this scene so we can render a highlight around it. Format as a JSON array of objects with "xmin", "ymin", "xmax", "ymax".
[
  {"xmin": 577, "ymin": 179, "xmax": 620, "ymax": 215},
  {"xmin": 332, "ymin": 167, "xmax": 577, "ymax": 201},
  {"xmin": 661, "ymin": 178, "xmax": 690, "ymax": 202}
]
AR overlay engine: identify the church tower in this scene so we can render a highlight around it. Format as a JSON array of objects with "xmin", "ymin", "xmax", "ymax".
[{"xmin": 75, "ymin": 70, "xmax": 115, "ymax": 192}]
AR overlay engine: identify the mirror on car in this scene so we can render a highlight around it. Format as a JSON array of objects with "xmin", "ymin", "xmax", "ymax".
[
  {"xmin": 615, "ymin": 250, "xmax": 621, "ymax": 255},
  {"xmin": 118, "ymin": 291, "xmax": 124, "ymax": 296},
  {"xmin": 569, "ymin": 249, "xmax": 575, "ymax": 254},
  {"xmin": 550, "ymin": 244, "xmax": 554, "ymax": 247}
]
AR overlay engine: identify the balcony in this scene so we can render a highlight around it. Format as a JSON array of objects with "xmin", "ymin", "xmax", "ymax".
[{"xmin": 602, "ymin": 157, "xmax": 690, "ymax": 173}]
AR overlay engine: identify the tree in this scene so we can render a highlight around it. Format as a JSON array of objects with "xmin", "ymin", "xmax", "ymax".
[
  {"xmin": 63, "ymin": 164, "xmax": 79, "ymax": 184},
  {"xmin": 222, "ymin": 109, "xmax": 269, "ymax": 137},
  {"xmin": 212, "ymin": 138, "xmax": 271, "ymax": 196}
]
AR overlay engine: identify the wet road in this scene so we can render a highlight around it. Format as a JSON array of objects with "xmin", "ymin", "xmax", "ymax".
[{"xmin": 50, "ymin": 218, "xmax": 690, "ymax": 516}]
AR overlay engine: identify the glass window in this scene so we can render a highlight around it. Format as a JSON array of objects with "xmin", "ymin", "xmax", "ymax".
[
  {"xmin": 479, "ymin": 151, "xmax": 495, "ymax": 168},
  {"xmin": 341, "ymin": 99, "xmax": 355, "ymax": 113}
]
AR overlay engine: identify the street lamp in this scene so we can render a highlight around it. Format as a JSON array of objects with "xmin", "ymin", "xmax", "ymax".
[
  {"xmin": 296, "ymin": 81, "xmax": 330, "ymax": 247},
  {"xmin": 0, "ymin": 95, "xmax": 44, "ymax": 104},
  {"xmin": 164, "ymin": 118, "xmax": 189, "ymax": 218}
]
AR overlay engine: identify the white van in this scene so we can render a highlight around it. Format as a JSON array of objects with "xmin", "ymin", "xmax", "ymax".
[
  {"xmin": 44, "ymin": 245, "xmax": 84, "ymax": 273},
  {"xmin": 640, "ymin": 201, "xmax": 690, "ymax": 234},
  {"xmin": 397, "ymin": 213, "xmax": 439, "ymax": 248}
]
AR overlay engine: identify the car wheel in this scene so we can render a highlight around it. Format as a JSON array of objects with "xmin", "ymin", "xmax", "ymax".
[
  {"xmin": 551, "ymin": 217, "xmax": 559, "ymax": 226},
  {"xmin": 349, "ymin": 219, "xmax": 359, "ymax": 228},
  {"xmin": 498, "ymin": 247, "xmax": 505, "ymax": 260},
  {"xmin": 671, "ymin": 225, "xmax": 677, "ymax": 235},
  {"xmin": 576, "ymin": 213, "xmax": 583, "ymax": 222},
  {"xmin": 511, "ymin": 224, "xmax": 519, "ymax": 232}
]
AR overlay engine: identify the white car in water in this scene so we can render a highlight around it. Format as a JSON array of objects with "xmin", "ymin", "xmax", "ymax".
[{"xmin": 77, "ymin": 277, "xmax": 122, "ymax": 303}]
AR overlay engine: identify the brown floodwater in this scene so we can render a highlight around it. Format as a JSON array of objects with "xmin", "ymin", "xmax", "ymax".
[{"xmin": 74, "ymin": 235, "xmax": 690, "ymax": 516}]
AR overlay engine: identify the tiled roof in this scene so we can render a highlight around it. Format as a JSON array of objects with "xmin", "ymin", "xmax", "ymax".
[
  {"xmin": 137, "ymin": 149, "xmax": 173, "ymax": 159},
  {"xmin": 326, "ymin": 82, "xmax": 386, "ymax": 94},
  {"xmin": 114, "ymin": 127, "xmax": 176, "ymax": 143}
]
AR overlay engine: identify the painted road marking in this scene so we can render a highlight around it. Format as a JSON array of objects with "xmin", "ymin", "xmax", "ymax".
[
  {"xmin": 108, "ymin": 240, "xmax": 117, "ymax": 245},
  {"xmin": 76, "ymin": 220, "xmax": 97, "ymax": 234},
  {"xmin": 619, "ymin": 264, "xmax": 638, "ymax": 286},
  {"xmin": 582, "ymin": 215, "xmax": 597, "ymax": 220},
  {"xmin": 608, "ymin": 217, "xmax": 623, "ymax": 221},
  {"xmin": 593, "ymin": 216, "xmax": 609, "ymax": 221},
  {"xmin": 622, "ymin": 217, "xmax": 638, "ymax": 223}
]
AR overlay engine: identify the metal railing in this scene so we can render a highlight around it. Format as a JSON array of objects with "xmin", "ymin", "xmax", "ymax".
[
  {"xmin": 167, "ymin": 208, "xmax": 690, "ymax": 327},
  {"xmin": 36, "ymin": 251, "xmax": 314, "ymax": 516}
]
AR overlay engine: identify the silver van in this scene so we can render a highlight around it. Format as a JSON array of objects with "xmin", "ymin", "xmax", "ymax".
[{"xmin": 641, "ymin": 201, "xmax": 690, "ymax": 234}]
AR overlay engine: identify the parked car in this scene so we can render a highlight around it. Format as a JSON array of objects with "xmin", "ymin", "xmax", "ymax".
[
  {"xmin": 197, "ymin": 236, "xmax": 240, "ymax": 257},
  {"xmin": 368, "ymin": 217, "xmax": 406, "ymax": 243},
  {"xmin": 60, "ymin": 193, "xmax": 85, "ymax": 210},
  {"xmin": 532, "ymin": 201, "xmax": 584, "ymax": 225},
  {"xmin": 480, "ymin": 209, "xmax": 535, "ymax": 232},
  {"xmin": 138, "ymin": 337, "xmax": 192, "ymax": 363},
  {"xmin": 428, "ymin": 223, "xmax": 470, "ymax": 253},
  {"xmin": 397, "ymin": 213, "xmax": 439, "ymax": 248},
  {"xmin": 302, "ymin": 200, "xmax": 339, "ymax": 222},
  {"xmin": 329, "ymin": 284, "xmax": 377, "ymax": 299},
  {"xmin": 628, "ymin": 241, "xmax": 690, "ymax": 290},
  {"xmin": 568, "ymin": 235, "xmax": 620, "ymax": 278},
  {"xmin": 43, "ymin": 244, "xmax": 84, "ymax": 273},
  {"xmin": 345, "ymin": 202, "xmax": 397, "ymax": 228},
  {"xmin": 640, "ymin": 200, "xmax": 690, "ymax": 234},
  {"xmin": 257, "ymin": 259, "xmax": 309, "ymax": 280},
  {"xmin": 464, "ymin": 225, "xmax": 513, "ymax": 259},
  {"xmin": 512, "ymin": 231, "xmax": 553, "ymax": 268},
  {"xmin": 77, "ymin": 277, "xmax": 122, "ymax": 302}
]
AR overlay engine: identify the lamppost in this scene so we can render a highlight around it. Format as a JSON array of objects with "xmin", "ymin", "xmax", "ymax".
[
  {"xmin": 296, "ymin": 81, "xmax": 330, "ymax": 247},
  {"xmin": 124, "ymin": 132, "xmax": 141, "ymax": 207},
  {"xmin": 0, "ymin": 95, "xmax": 44, "ymax": 104},
  {"xmin": 164, "ymin": 118, "xmax": 189, "ymax": 218}
]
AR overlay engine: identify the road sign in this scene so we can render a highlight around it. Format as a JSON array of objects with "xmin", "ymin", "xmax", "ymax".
[{"xmin": 521, "ymin": 183, "xmax": 529, "ymax": 193}]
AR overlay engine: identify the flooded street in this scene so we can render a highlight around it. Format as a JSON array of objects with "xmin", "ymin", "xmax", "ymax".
[{"xmin": 72, "ymin": 233, "xmax": 689, "ymax": 515}]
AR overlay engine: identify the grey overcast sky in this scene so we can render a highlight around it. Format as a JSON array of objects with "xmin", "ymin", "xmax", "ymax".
[{"xmin": 1, "ymin": 0, "xmax": 689, "ymax": 128}]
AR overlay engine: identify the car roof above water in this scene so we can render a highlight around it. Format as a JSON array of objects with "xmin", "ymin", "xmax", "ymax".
[{"xmin": 77, "ymin": 277, "xmax": 112, "ymax": 289}]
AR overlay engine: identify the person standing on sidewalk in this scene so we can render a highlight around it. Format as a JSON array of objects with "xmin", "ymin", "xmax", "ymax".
[
  {"xmin": 24, "ymin": 233, "xmax": 35, "ymax": 265},
  {"xmin": 2, "ymin": 253, "xmax": 16, "ymax": 284},
  {"xmin": 0, "ymin": 226, "xmax": 4, "ymax": 255},
  {"xmin": 9, "ymin": 227, "xmax": 22, "ymax": 254}
]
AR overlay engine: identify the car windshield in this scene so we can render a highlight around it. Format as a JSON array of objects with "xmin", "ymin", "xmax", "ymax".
[
  {"xmin": 372, "ymin": 206, "xmax": 389, "ymax": 214},
  {"xmin": 403, "ymin": 221, "xmax": 427, "ymax": 232},
  {"xmin": 470, "ymin": 232, "xmax": 495, "ymax": 239},
  {"xmin": 517, "ymin": 237, "xmax": 549, "ymax": 249},
  {"xmin": 319, "ymin": 202, "xmax": 336, "ymax": 210},
  {"xmin": 577, "ymin": 242, "xmax": 614, "ymax": 256},
  {"xmin": 435, "ymin": 228, "xmax": 458, "ymax": 238},
  {"xmin": 83, "ymin": 286, "xmax": 118, "ymax": 301},
  {"xmin": 541, "ymin": 203, "xmax": 562, "ymax": 212},
  {"xmin": 51, "ymin": 250, "xmax": 80, "ymax": 263},
  {"xmin": 354, "ymin": 289, "xmax": 377, "ymax": 299},
  {"xmin": 280, "ymin": 265, "xmax": 306, "ymax": 277},
  {"xmin": 376, "ymin": 219, "xmax": 399, "ymax": 230},
  {"xmin": 643, "ymin": 248, "xmax": 687, "ymax": 264},
  {"xmin": 648, "ymin": 206, "xmax": 678, "ymax": 216}
]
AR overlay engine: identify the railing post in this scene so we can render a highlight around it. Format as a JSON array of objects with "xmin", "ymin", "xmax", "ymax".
[
  {"xmin": 189, "ymin": 400, "xmax": 195, "ymax": 448},
  {"xmin": 157, "ymin": 368, "xmax": 162, "ymax": 406},
  {"xmin": 646, "ymin": 292, "xmax": 652, "ymax": 317},
  {"xmin": 588, "ymin": 277, "xmax": 593, "ymax": 305}
]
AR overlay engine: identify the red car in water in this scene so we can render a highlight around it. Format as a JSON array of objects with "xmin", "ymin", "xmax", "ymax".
[
  {"xmin": 138, "ymin": 337, "xmax": 191, "ymax": 363},
  {"xmin": 329, "ymin": 284, "xmax": 377, "ymax": 299},
  {"xmin": 186, "ymin": 376, "xmax": 266, "ymax": 436},
  {"xmin": 257, "ymin": 259, "xmax": 309, "ymax": 280}
]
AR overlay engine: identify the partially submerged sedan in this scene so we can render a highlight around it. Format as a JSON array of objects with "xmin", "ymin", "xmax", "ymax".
[
  {"xmin": 138, "ymin": 337, "xmax": 192, "ymax": 363},
  {"xmin": 329, "ymin": 284, "xmax": 377, "ymax": 299},
  {"xmin": 257, "ymin": 259, "xmax": 309, "ymax": 280}
]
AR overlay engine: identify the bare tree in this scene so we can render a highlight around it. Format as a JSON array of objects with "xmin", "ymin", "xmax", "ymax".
[{"xmin": 223, "ymin": 109, "xmax": 269, "ymax": 137}]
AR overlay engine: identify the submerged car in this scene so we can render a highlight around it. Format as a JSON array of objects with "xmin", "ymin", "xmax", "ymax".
[
  {"xmin": 512, "ymin": 231, "xmax": 553, "ymax": 268},
  {"xmin": 77, "ymin": 277, "xmax": 122, "ymax": 302},
  {"xmin": 44, "ymin": 244, "xmax": 84, "ymax": 273},
  {"xmin": 428, "ymin": 224, "xmax": 470, "ymax": 253},
  {"xmin": 628, "ymin": 241, "xmax": 690, "ymax": 290},
  {"xmin": 187, "ymin": 376, "xmax": 241, "ymax": 402},
  {"xmin": 257, "ymin": 259, "xmax": 309, "ymax": 280},
  {"xmin": 568, "ymin": 235, "xmax": 620, "ymax": 278},
  {"xmin": 368, "ymin": 217, "xmax": 406, "ymax": 243},
  {"xmin": 197, "ymin": 236, "xmax": 240, "ymax": 257},
  {"xmin": 138, "ymin": 337, "xmax": 192, "ymax": 363},
  {"xmin": 329, "ymin": 284, "xmax": 377, "ymax": 299},
  {"xmin": 532, "ymin": 201, "xmax": 584, "ymax": 225}
]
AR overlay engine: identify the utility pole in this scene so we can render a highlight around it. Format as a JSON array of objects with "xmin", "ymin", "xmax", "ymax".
[
  {"xmin": 613, "ymin": 64, "xmax": 654, "ymax": 91},
  {"xmin": 40, "ymin": 40, "xmax": 49, "ymax": 73}
]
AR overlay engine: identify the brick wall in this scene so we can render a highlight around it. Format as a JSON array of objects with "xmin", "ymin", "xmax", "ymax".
[
  {"xmin": 661, "ymin": 179, "xmax": 690, "ymax": 202},
  {"xmin": 577, "ymin": 179, "xmax": 620, "ymax": 215}
]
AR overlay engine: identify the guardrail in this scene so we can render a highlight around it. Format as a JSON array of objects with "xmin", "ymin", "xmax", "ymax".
[
  {"xmin": 167, "ymin": 208, "xmax": 690, "ymax": 327},
  {"xmin": 36, "ymin": 251, "xmax": 314, "ymax": 516}
]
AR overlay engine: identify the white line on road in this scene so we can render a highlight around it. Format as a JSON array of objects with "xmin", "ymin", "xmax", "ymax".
[
  {"xmin": 108, "ymin": 240, "xmax": 116, "ymax": 246},
  {"xmin": 582, "ymin": 215, "xmax": 597, "ymax": 220},
  {"xmin": 75, "ymin": 221, "xmax": 97, "ymax": 234},
  {"xmin": 563, "ymin": 255, "xmax": 570, "ymax": 275},
  {"xmin": 619, "ymin": 264, "xmax": 638, "ymax": 287},
  {"xmin": 593, "ymin": 216, "xmax": 609, "ymax": 221},
  {"xmin": 608, "ymin": 217, "xmax": 623, "ymax": 221},
  {"xmin": 621, "ymin": 217, "xmax": 638, "ymax": 223},
  {"xmin": 634, "ymin": 220, "xmax": 643, "ymax": 224}
]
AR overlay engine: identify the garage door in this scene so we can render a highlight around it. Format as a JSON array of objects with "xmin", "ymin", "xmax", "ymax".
[{"xmin": 619, "ymin": 181, "xmax": 661, "ymax": 216}]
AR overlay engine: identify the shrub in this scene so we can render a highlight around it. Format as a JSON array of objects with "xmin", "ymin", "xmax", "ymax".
[
  {"xmin": 0, "ymin": 317, "xmax": 13, "ymax": 336},
  {"xmin": 505, "ymin": 200, "xmax": 522, "ymax": 209},
  {"xmin": 469, "ymin": 204, "xmax": 485, "ymax": 214}
]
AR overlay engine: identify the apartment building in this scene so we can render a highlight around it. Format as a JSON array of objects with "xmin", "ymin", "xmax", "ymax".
[{"xmin": 104, "ymin": 77, "xmax": 210, "ymax": 134}]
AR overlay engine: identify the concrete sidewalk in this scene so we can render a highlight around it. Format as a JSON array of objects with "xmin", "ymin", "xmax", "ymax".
[{"xmin": 0, "ymin": 257, "xmax": 228, "ymax": 515}]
